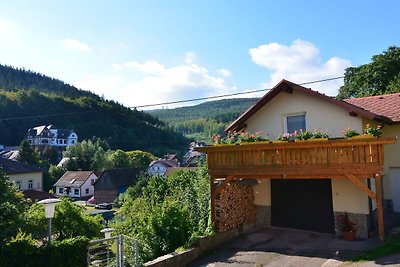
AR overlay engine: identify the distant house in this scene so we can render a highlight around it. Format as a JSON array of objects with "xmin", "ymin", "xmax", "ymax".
[
  {"xmin": 54, "ymin": 171, "xmax": 98, "ymax": 199},
  {"xmin": 94, "ymin": 168, "xmax": 141, "ymax": 204},
  {"xmin": 27, "ymin": 125, "xmax": 78, "ymax": 147},
  {"xmin": 0, "ymin": 157, "xmax": 43, "ymax": 191},
  {"xmin": 182, "ymin": 141, "xmax": 205, "ymax": 167},
  {"xmin": 23, "ymin": 189, "xmax": 55, "ymax": 202},
  {"xmin": 147, "ymin": 159, "xmax": 179, "ymax": 176}
]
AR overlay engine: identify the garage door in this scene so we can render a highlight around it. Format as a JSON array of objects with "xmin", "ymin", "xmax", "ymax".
[{"xmin": 271, "ymin": 179, "xmax": 335, "ymax": 234}]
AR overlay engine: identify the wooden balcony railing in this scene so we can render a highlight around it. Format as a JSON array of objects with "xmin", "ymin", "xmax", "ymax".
[{"xmin": 196, "ymin": 137, "xmax": 396, "ymax": 179}]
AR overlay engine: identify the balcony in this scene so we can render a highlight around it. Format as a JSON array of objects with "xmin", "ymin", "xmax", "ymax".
[
  {"xmin": 196, "ymin": 137, "xmax": 396, "ymax": 179},
  {"xmin": 196, "ymin": 137, "xmax": 397, "ymax": 240}
]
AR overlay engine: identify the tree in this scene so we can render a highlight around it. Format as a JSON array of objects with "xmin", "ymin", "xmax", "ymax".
[
  {"xmin": 17, "ymin": 139, "xmax": 40, "ymax": 166},
  {"xmin": 338, "ymin": 46, "xmax": 400, "ymax": 99},
  {"xmin": 25, "ymin": 198, "xmax": 102, "ymax": 241},
  {"xmin": 0, "ymin": 168, "xmax": 27, "ymax": 242}
]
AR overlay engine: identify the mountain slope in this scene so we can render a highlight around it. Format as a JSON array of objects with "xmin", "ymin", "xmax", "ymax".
[
  {"xmin": 149, "ymin": 98, "xmax": 258, "ymax": 141},
  {"xmin": 0, "ymin": 65, "xmax": 189, "ymax": 155}
]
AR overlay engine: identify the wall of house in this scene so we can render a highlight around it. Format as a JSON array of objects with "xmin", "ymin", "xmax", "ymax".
[
  {"xmin": 95, "ymin": 189, "xmax": 118, "ymax": 204},
  {"xmin": 8, "ymin": 172, "xmax": 43, "ymax": 191},
  {"xmin": 253, "ymin": 179, "xmax": 271, "ymax": 226},
  {"xmin": 245, "ymin": 90, "xmax": 363, "ymax": 139},
  {"xmin": 331, "ymin": 179, "xmax": 369, "ymax": 214},
  {"xmin": 361, "ymin": 119, "xmax": 400, "ymax": 211},
  {"xmin": 80, "ymin": 173, "xmax": 97, "ymax": 198}
]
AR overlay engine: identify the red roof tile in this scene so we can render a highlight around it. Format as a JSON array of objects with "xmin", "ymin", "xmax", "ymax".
[{"xmin": 344, "ymin": 93, "xmax": 400, "ymax": 123}]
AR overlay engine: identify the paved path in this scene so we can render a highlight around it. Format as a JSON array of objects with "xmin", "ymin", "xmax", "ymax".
[{"xmin": 191, "ymin": 228, "xmax": 400, "ymax": 267}]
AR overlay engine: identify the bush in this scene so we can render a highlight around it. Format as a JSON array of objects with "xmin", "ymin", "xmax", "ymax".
[{"xmin": 0, "ymin": 234, "xmax": 89, "ymax": 267}]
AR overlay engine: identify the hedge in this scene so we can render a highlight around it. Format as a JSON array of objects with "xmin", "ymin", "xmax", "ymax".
[{"xmin": 0, "ymin": 236, "xmax": 89, "ymax": 267}]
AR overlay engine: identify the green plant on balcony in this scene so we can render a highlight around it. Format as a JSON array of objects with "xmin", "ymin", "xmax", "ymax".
[
  {"xmin": 342, "ymin": 127, "xmax": 360, "ymax": 139},
  {"xmin": 311, "ymin": 129, "xmax": 329, "ymax": 139},
  {"xmin": 293, "ymin": 129, "xmax": 312, "ymax": 141},
  {"xmin": 365, "ymin": 124, "xmax": 382, "ymax": 137},
  {"xmin": 277, "ymin": 133, "xmax": 292, "ymax": 141}
]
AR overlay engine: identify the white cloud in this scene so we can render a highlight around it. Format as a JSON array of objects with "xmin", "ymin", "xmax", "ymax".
[
  {"xmin": 61, "ymin": 38, "xmax": 91, "ymax": 52},
  {"xmin": 184, "ymin": 52, "xmax": 197, "ymax": 64},
  {"xmin": 216, "ymin": 68, "xmax": 232, "ymax": 78},
  {"xmin": 249, "ymin": 39, "xmax": 352, "ymax": 96},
  {"xmin": 77, "ymin": 54, "xmax": 234, "ymax": 109},
  {"xmin": 111, "ymin": 60, "xmax": 165, "ymax": 74},
  {"xmin": 0, "ymin": 18, "xmax": 18, "ymax": 43}
]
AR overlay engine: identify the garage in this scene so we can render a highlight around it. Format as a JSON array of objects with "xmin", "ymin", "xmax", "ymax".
[{"xmin": 271, "ymin": 179, "xmax": 335, "ymax": 234}]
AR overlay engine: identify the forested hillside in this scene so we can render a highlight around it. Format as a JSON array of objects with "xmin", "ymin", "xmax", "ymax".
[
  {"xmin": 0, "ymin": 65, "xmax": 189, "ymax": 155},
  {"xmin": 149, "ymin": 98, "xmax": 258, "ymax": 142}
]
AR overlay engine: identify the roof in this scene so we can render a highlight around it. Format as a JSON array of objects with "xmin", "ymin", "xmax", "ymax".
[
  {"xmin": 226, "ymin": 79, "xmax": 394, "ymax": 132},
  {"xmin": 23, "ymin": 189, "xmax": 55, "ymax": 202},
  {"xmin": 344, "ymin": 93, "xmax": 400, "ymax": 123},
  {"xmin": 0, "ymin": 157, "xmax": 43, "ymax": 174},
  {"xmin": 94, "ymin": 168, "xmax": 141, "ymax": 190},
  {"xmin": 149, "ymin": 159, "xmax": 179, "ymax": 168},
  {"xmin": 54, "ymin": 171, "xmax": 95, "ymax": 188},
  {"xmin": 57, "ymin": 129, "xmax": 74, "ymax": 138}
]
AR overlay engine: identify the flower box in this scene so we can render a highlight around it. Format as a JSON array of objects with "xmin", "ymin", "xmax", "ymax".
[{"xmin": 350, "ymin": 134, "xmax": 376, "ymax": 140}]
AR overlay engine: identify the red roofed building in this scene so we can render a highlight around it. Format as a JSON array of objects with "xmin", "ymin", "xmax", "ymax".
[{"xmin": 220, "ymin": 80, "xmax": 400, "ymax": 239}]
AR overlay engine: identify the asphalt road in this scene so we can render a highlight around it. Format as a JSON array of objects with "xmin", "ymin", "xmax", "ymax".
[{"xmin": 191, "ymin": 228, "xmax": 400, "ymax": 267}]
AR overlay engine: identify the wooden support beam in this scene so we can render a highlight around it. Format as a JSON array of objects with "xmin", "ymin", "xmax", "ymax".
[
  {"xmin": 345, "ymin": 174, "xmax": 376, "ymax": 201},
  {"xmin": 210, "ymin": 176, "xmax": 216, "ymax": 231},
  {"xmin": 375, "ymin": 175, "xmax": 385, "ymax": 241},
  {"xmin": 212, "ymin": 175, "xmax": 235, "ymax": 198}
]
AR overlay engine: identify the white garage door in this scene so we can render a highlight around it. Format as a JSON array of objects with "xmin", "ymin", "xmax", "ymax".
[{"xmin": 390, "ymin": 168, "xmax": 400, "ymax": 213}]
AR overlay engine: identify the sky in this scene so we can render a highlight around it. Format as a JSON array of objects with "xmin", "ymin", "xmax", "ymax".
[{"xmin": 0, "ymin": 1, "xmax": 399, "ymax": 109}]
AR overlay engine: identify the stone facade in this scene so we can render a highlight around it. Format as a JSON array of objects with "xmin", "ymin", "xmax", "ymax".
[
  {"xmin": 255, "ymin": 205, "xmax": 271, "ymax": 227},
  {"xmin": 334, "ymin": 211, "xmax": 371, "ymax": 239}
]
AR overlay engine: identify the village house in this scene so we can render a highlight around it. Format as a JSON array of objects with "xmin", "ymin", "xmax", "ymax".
[
  {"xmin": 54, "ymin": 171, "xmax": 98, "ymax": 199},
  {"xmin": 147, "ymin": 159, "xmax": 180, "ymax": 176},
  {"xmin": 27, "ymin": 125, "xmax": 78, "ymax": 147},
  {"xmin": 198, "ymin": 79, "xmax": 399, "ymax": 240},
  {"xmin": 0, "ymin": 157, "xmax": 43, "ymax": 191},
  {"xmin": 94, "ymin": 168, "xmax": 141, "ymax": 204}
]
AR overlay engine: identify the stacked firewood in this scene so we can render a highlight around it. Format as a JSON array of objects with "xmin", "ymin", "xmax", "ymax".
[{"xmin": 217, "ymin": 183, "xmax": 255, "ymax": 232}]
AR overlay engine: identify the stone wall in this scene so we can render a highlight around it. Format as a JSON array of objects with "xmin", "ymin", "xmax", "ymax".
[
  {"xmin": 144, "ymin": 223, "xmax": 256, "ymax": 267},
  {"xmin": 334, "ymin": 211, "xmax": 369, "ymax": 238},
  {"xmin": 255, "ymin": 205, "xmax": 271, "ymax": 227}
]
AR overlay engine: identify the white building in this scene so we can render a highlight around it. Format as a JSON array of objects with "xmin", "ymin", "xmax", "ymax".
[
  {"xmin": 27, "ymin": 125, "xmax": 78, "ymax": 147},
  {"xmin": 54, "ymin": 171, "xmax": 98, "ymax": 198}
]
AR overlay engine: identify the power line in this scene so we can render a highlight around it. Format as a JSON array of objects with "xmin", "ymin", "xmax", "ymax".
[
  {"xmin": 0, "ymin": 111, "xmax": 95, "ymax": 122},
  {"xmin": 131, "ymin": 76, "xmax": 345, "ymax": 109},
  {"xmin": 0, "ymin": 76, "xmax": 345, "ymax": 121}
]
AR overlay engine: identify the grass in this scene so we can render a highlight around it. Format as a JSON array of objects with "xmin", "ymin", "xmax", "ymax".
[{"xmin": 353, "ymin": 235, "xmax": 400, "ymax": 262}]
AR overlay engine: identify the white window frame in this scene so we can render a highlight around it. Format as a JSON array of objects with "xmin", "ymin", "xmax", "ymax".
[
  {"xmin": 58, "ymin": 187, "xmax": 63, "ymax": 194},
  {"xmin": 74, "ymin": 188, "xmax": 79, "ymax": 195},
  {"xmin": 283, "ymin": 112, "xmax": 307, "ymax": 133},
  {"xmin": 16, "ymin": 181, "xmax": 21, "ymax": 190},
  {"xmin": 28, "ymin": 180, "xmax": 33, "ymax": 189},
  {"xmin": 85, "ymin": 188, "xmax": 89, "ymax": 194}
]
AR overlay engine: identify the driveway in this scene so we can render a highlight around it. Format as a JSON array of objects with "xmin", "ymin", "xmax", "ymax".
[{"xmin": 191, "ymin": 227, "xmax": 400, "ymax": 267}]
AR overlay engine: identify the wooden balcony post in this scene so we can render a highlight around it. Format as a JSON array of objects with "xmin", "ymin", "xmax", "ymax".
[
  {"xmin": 375, "ymin": 174, "xmax": 385, "ymax": 241},
  {"xmin": 210, "ymin": 175, "xmax": 216, "ymax": 231}
]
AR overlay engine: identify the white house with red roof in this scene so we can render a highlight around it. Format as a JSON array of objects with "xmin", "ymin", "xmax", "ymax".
[{"xmin": 225, "ymin": 79, "xmax": 399, "ymax": 238}]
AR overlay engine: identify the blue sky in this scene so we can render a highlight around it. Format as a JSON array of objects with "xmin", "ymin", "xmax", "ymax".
[{"xmin": 0, "ymin": 1, "xmax": 399, "ymax": 109}]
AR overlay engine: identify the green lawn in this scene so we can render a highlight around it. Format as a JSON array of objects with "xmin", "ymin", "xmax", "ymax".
[{"xmin": 353, "ymin": 235, "xmax": 400, "ymax": 261}]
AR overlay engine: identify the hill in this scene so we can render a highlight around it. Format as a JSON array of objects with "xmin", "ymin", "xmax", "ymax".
[
  {"xmin": 149, "ymin": 98, "xmax": 258, "ymax": 142},
  {"xmin": 0, "ymin": 65, "xmax": 189, "ymax": 155}
]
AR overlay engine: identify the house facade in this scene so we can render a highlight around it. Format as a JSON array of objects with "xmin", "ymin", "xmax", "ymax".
[
  {"xmin": 147, "ymin": 159, "xmax": 179, "ymax": 176},
  {"xmin": 27, "ymin": 125, "xmax": 78, "ymax": 147},
  {"xmin": 209, "ymin": 80, "xmax": 399, "ymax": 239},
  {"xmin": 54, "ymin": 171, "xmax": 98, "ymax": 198},
  {"xmin": 94, "ymin": 168, "xmax": 140, "ymax": 204},
  {"xmin": 0, "ymin": 157, "xmax": 43, "ymax": 191}
]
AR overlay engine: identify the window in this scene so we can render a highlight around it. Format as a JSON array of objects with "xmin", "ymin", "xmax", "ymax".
[
  {"xmin": 58, "ymin": 188, "xmax": 63, "ymax": 194},
  {"xmin": 16, "ymin": 181, "xmax": 21, "ymax": 190},
  {"xmin": 74, "ymin": 188, "xmax": 79, "ymax": 195},
  {"xmin": 28, "ymin": 180, "xmax": 33, "ymax": 189},
  {"xmin": 285, "ymin": 113, "xmax": 306, "ymax": 134},
  {"xmin": 86, "ymin": 188, "xmax": 89, "ymax": 194}
]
